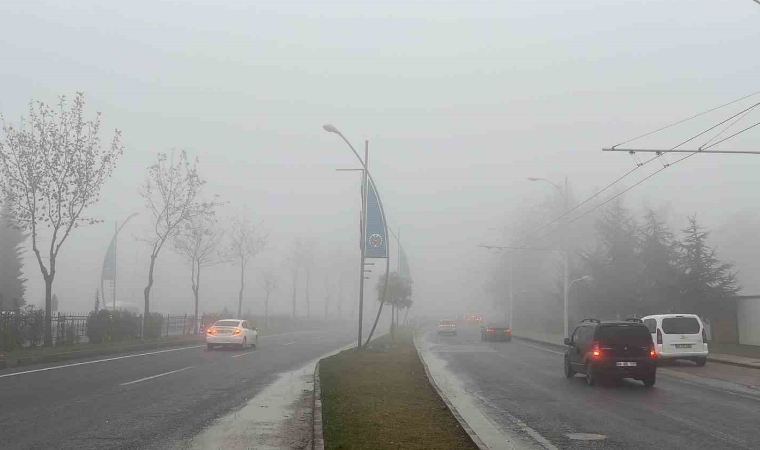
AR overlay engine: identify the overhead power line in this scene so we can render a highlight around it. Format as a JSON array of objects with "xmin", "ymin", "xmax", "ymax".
[
  {"xmin": 511, "ymin": 90, "xmax": 760, "ymax": 247},
  {"xmin": 513, "ymin": 97, "xmax": 760, "ymax": 246}
]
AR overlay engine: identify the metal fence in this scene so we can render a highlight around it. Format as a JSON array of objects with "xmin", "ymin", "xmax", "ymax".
[{"xmin": 0, "ymin": 310, "xmax": 199, "ymax": 349}]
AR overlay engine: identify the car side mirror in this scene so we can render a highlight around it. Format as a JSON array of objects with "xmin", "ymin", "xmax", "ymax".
[{"xmin": 564, "ymin": 337, "xmax": 572, "ymax": 346}]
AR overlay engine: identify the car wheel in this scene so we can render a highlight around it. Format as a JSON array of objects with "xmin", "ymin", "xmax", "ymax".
[
  {"xmin": 643, "ymin": 373, "xmax": 656, "ymax": 387},
  {"xmin": 694, "ymin": 357, "xmax": 707, "ymax": 367},
  {"xmin": 207, "ymin": 343, "xmax": 214, "ymax": 351},
  {"xmin": 564, "ymin": 358, "xmax": 575, "ymax": 379},
  {"xmin": 585, "ymin": 364, "xmax": 596, "ymax": 386}
]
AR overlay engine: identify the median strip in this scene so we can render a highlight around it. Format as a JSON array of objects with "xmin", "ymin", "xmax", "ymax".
[
  {"xmin": 319, "ymin": 328, "xmax": 481, "ymax": 450},
  {"xmin": 120, "ymin": 366, "xmax": 193, "ymax": 386}
]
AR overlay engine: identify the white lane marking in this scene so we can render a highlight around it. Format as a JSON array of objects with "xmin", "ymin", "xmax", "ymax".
[
  {"xmin": 0, "ymin": 345, "xmax": 205, "ymax": 379},
  {"xmin": 120, "ymin": 366, "xmax": 193, "ymax": 386},
  {"xmin": 282, "ymin": 342, "xmax": 296, "ymax": 347},
  {"xmin": 313, "ymin": 336, "xmax": 323, "ymax": 340},
  {"xmin": 517, "ymin": 341, "xmax": 565, "ymax": 356},
  {"xmin": 232, "ymin": 350, "xmax": 258, "ymax": 359}
]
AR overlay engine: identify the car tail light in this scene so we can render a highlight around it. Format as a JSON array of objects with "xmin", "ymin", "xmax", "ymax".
[
  {"xmin": 591, "ymin": 341, "xmax": 602, "ymax": 357},
  {"xmin": 656, "ymin": 328, "xmax": 663, "ymax": 345},
  {"xmin": 233, "ymin": 328, "xmax": 242, "ymax": 336},
  {"xmin": 650, "ymin": 346, "xmax": 657, "ymax": 358},
  {"xmin": 486, "ymin": 328, "xmax": 493, "ymax": 332},
  {"xmin": 506, "ymin": 329, "xmax": 511, "ymax": 333},
  {"xmin": 702, "ymin": 328, "xmax": 707, "ymax": 343},
  {"xmin": 207, "ymin": 328, "xmax": 216, "ymax": 335}
]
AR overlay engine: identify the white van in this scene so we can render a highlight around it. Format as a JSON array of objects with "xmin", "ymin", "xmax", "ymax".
[{"xmin": 641, "ymin": 314, "xmax": 708, "ymax": 366}]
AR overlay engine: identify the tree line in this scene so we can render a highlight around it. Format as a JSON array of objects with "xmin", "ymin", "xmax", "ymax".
[
  {"xmin": 490, "ymin": 186, "xmax": 741, "ymax": 332},
  {"xmin": 1, "ymin": 92, "xmax": 346, "ymax": 346}
]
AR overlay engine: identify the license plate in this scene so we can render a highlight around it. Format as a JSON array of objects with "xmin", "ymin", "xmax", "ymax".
[
  {"xmin": 675, "ymin": 344, "xmax": 692, "ymax": 349},
  {"xmin": 616, "ymin": 362, "xmax": 637, "ymax": 367},
  {"xmin": 217, "ymin": 330, "xmax": 231, "ymax": 335}
]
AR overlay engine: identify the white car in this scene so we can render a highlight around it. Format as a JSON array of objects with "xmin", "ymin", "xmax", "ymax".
[
  {"xmin": 206, "ymin": 319, "xmax": 259, "ymax": 350},
  {"xmin": 642, "ymin": 314, "xmax": 708, "ymax": 366}
]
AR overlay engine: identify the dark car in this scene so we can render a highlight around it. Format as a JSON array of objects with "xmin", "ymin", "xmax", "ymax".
[
  {"xmin": 481, "ymin": 322, "xmax": 512, "ymax": 342},
  {"xmin": 564, "ymin": 318, "xmax": 657, "ymax": 387}
]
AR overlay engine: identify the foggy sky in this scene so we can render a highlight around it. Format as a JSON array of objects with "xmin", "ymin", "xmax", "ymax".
[{"xmin": 1, "ymin": 0, "xmax": 758, "ymax": 316}]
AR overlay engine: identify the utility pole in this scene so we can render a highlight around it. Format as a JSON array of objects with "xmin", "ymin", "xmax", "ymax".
[
  {"xmin": 357, "ymin": 141, "xmax": 369, "ymax": 348},
  {"xmin": 113, "ymin": 220, "xmax": 118, "ymax": 311},
  {"xmin": 563, "ymin": 176, "xmax": 570, "ymax": 339},
  {"xmin": 509, "ymin": 251, "xmax": 514, "ymax": 329}
]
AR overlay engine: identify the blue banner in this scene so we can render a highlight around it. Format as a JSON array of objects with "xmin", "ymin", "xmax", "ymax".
[
  {"xmin": 364, "ymin": 178, "xmax": 388, "ymax": 258},
  {"xmin": 101, "ymin": 239, "xmax": 115, "ymax": 281}
]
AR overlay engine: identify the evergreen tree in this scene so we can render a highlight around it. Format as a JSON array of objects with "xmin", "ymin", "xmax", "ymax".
[
  {"xmin": 678, "ymin": 215, "xmax": 741, "ymax": 318},
  {"xmin": 638, "ymin": 209, "xmax": 683, "ymax": 313},
  {"xmin": 588, "ymin": 198, "xmax": 642, "ymax": 317},
  {"xmin": 0, "ymin": 201, "xmax": 27, "ymax": 310}
]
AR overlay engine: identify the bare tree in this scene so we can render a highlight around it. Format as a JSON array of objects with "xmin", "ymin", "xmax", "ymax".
[
  {"xmin": 0, "ymin": 93, "xmax": 123, "ymax": 345},
  {"xmin": 324, "ymin": 273, "xmax": 333, "ymax": 318},
  {"xmin": 228, "ymin": 218, "xmax": 267, "ymax": 318},
  {"xmin": 260, "ymin": 268, "xmax": 278, "ymax": 328},
  {"xmin": 302, "ymin": 243, "xmax": 315, "ymax": 317},
  {"xmin": 141, "ymin": 150, "xmax": 216, "ymax": 333},
  {"xmin": 173, "ymin": 214, "xmax": 225, "ymax": 333},
  {"xmin": 287, "ymin": 238, "xmax": 305, "ymax": 318}
]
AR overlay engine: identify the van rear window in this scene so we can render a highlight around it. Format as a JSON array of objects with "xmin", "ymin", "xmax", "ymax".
[
  {"xmin": 596, "ymin": 325, "xmax": 652, "ymax": 345},
  {"xmin": 661, "ymin": 317, "xmax": 700, "ymax": 334}
]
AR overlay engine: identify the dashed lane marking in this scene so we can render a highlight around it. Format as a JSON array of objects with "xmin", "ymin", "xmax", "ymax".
[{"xmin": 120, "ymin": 366, "xmax": 193, "ymax": 386}]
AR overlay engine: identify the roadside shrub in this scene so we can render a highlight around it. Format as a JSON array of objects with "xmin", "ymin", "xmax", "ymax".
[
  {"xmin": 87, "ymin": 309, "xmax": 112, "ymax": 344},
  {"xmin": 20, "ymin": 306, "xmax": 45, "ymax": 347},
  {"xmin": 111, "ymin": 310, "xmax": 140, "ymax": 341},
  {"xmin": 143, "ymin": 312, "xmax": 165, "ymax": 339}
]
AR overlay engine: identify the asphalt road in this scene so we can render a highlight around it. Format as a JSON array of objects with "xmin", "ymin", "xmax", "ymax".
[
  {"xmin": 0, "ymin": 325, "xmax": 361, "ymax": 450},
  {"xmin": 424, "ymin": 326, "xmax": 760, "ymax": 450}
]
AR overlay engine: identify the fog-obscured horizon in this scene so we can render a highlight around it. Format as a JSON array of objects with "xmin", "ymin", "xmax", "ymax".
[{"xmin": 1, "ymin": 0, "xmax": 758, "ymax": 320}]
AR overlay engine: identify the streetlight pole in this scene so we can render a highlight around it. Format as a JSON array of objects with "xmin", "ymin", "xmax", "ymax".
[
  {"xmin": 528, "ymin": 176, "xmax": 570, "ymax": 337},
  {"xmin": 324, "ymin": 125, "xmax": 390, "ymax": 349}
]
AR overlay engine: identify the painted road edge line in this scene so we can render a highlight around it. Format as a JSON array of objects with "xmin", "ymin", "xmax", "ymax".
[
  {"xmin": 413, "ymin": 332, "xmax": 489, "ymax": 450},
  {"xmin": 312, "ymin": 361, "xmax": 325, "ymax": 450},
  {"xmin": 120, "ymin": 366, "xmax": 194, "ymax": 386},
  {"xmin": 282, "ymin": 342, "xmax": 296, "ymax": 347},
  {"xmin": 0, "ymin": 345, "xmax": 204, "ymax": 379}
]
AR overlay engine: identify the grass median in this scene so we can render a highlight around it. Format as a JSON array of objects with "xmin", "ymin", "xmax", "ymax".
[{"xmin": 319, "ymin": 328, "xmax": 480, "ymax": 450}]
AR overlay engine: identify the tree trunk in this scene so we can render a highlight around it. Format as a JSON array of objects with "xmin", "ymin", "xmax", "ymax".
[
  {"xmin": 305, "ymin": 270, "xmax": 310, "ymax": 318},
  {"xmin": 44, "ymin": 276, "xmax": 53, "ymax": 346},
  {"xmin": 403, "ymin": 307, "xmax": 410, "ymax": 326},
  {"xmin": 291, "ymin": 272, "xmax": 298, "ymax": 319},
  {"xmin": 143, "ymin": 254, "xmax": 158, "ymax": 336},
  {"xmin": 265, "ymin": 292, "xmax": 270, "ymax": 328},
  {"xmin": 238, "ymin": 260, "xmax": 245, "ymax": 318},
  {"xmin": 193, "ymin": 264, "xmax": 201, "ymax": 334},
  {"xmin": 390, "ymin": 304, "xmax": 395, "ymax": 340}
]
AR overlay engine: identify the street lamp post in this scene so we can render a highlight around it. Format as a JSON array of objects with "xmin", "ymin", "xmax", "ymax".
[
  {"xmin": 324, "ymin": 124, "xmax": 390, "ymax": 349},
  {"xmin": 568, "ymin": 275, "xmax": 592, "ymax": 331},
  {"xmin": 528, "ymin": 176, "xmax": 571, "ymax": 337}
]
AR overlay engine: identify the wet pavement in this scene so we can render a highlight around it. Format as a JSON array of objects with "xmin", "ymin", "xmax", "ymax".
[
  {"xmin": 0, "ymin": 326, "xmax": 362, "ymax": 450},
  {"xmin": 419, "ymin": 326, "xmax": 760, "ymax": 449}
]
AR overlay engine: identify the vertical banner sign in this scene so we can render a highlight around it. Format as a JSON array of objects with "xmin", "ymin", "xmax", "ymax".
[
  {"xmin": 101, "ymin": 239, "xmax": 116, "ymax": 281},
  {"xmin": 364, "ymin": 178, "xmax": 388, "ymax": 258}
]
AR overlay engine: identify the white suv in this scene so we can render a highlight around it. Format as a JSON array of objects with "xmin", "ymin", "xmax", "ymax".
[{"xmin": 641, "ymin": 314, "xmax": 708, "ymax": 366}]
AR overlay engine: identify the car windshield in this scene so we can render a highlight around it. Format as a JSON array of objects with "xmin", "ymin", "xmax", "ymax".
[
  {"xmin": 214, "ymin": 320, "xmax": 241, "ymax": 328},
  {"xmin": 596, "ymin": 325, "xmax": 652, "ymax": 346},
  {"xmin": 662, "ymin": 317, "xmax": 701, "ymax": 334},
  {"xmin": 440, "ymin": 320, "xmax": 455, "ymax": 325}
]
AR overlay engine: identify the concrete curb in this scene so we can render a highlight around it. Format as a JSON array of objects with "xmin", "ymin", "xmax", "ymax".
[
  {"xmin": 312, "ymin": 361, "xmax": 325, "ymax": 450},
  {"xmin": 0, "ymin": 337, "xmax": 205, "ymax": 370},
  {"xmin": 513, "ymin": 333, "xmax": 760, "ymax": 371},
  {"xmin": 413, "ymin": 332, "xmax": 489, "ymax": 450}
]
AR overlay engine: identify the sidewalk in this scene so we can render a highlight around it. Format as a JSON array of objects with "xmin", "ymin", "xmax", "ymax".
[{"xmin": 512, "ymin": 329, "xmax": 760, "ymax": 370}]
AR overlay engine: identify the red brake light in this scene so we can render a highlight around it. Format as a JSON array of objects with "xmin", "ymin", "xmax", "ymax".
[
  {"xmin": 233, "ymin": 328, "xmax": 242, "ymax": 336},
  {"xmin": 650, "ymin": 348, "xmax": 657, "ymax": 358},
  {"xmin": 656, "ymin": 329, "xmax": 663, "ymax": 345},
  {"xmin": 506, "ymin": 329, "xmax": 511, "ymax": 333},
  {"xmin": 486, "ymin": 328, "xmax": 493, "ymax": 332},
  {"xmin": 207, "ymin": 328, "xmax": 216, "ymax": 335},
  {"xmin": 591, "ymin": 341, "xmax": 601, "ymax": 357},
  {"xmin": 702, "ymin": 328, "xmax": 707, "ymax": 343}
]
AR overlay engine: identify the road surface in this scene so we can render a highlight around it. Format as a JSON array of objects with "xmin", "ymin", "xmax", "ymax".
[
  {"xmin": 0, "ymin": 326, "xmax": 359, "ymax": 450},
  {"xmin": 421, "ymin": 326, "xmax": 760, "ymax": 449}
]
